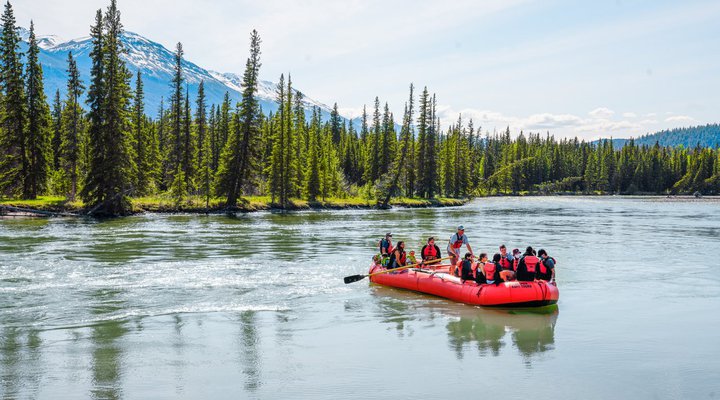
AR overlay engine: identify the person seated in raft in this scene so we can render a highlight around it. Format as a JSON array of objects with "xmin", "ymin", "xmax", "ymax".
[
  {"xmin": 458, "ymin": 252, "xmax": 476, "ymax": 283},
  {"xmin": 388, "ymin": 241, "xmax": 407, "ymax": 270},
  {"xmin": 498, "ymin": 244, "xmax": 514, "ymax": 270},
  {"xmin": 476, "ymin": 253, "xmax": 502, "ymax": 285},
  {"xmin": 536, "ymin": 249, "xmax": 556, "ymax": 282},
  {"xmin": 494, "ymin": 253, "xmax": 516, "ymax": 281},
  {"xmin": 420, "ymin": 236, "xmax": 442, "ymax": 265},
  {"xmin": 516, "ymin": 246, "xmax": 540, "ymax": 282},
  {"xmin": 511, "ymin": 248, "xmax": 521, "ymax": 270},
  {"xmin": 407, "ymin": 250, "xmax": 418, "ymax": 265},
  {"xmin": 447, "ymin": 226, "xmax": 473, "ymax": 276}
]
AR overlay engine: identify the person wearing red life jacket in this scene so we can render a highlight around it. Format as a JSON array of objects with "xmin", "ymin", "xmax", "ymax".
[
  {"xmin": 447, "ymin": 226, "xmax": 473, "ymax": 275},
  {"xmin": 475, "ymin": 253, "xmax": 502, "ymax": 285},
  {"xmin": 498, "ymin": 244, "xmax": 514, "ymax": 270},
  {"xmin": 517, "ymin": 246, "xmax": 540, "ymax": 281},
  {"xmin": 420, "ymin": 237, "xmax": 442, "ymax": 265},
  {"xmin": 511, "ymin": 248, "xmax": 521, "ymax": 270},
  {"xmin": 379, "ymin": 232, "xmax": 393, "ymax": 256},
  {"xmin": 458, "ymin": 252, "xmax": 476, "ymax": 282},
  {"xmin": 388, "ymin": 241, "xmax": 407, "ymax": 270},
  {"xmin": 536, "ymin": 249, "xmax": 556, "ymax": 282},
  {"xmin": 494, "ymin": 253, "xmax": 516, "ymax": 281}
]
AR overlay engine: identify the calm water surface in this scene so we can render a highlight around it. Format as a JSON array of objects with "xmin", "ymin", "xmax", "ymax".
[{"xmin": 1, "ymin": 196, "xmax": 719, "ymax": 399}]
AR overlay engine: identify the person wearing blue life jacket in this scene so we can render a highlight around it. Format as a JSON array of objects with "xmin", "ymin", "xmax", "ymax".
[
  {"xmin": 517, "ymin": 246, "xmax": 540, "ymax": 282},
  {"xmin": 388, "ymin": 241, "xmax": 407, "ymax": 269},
  {"xmin": 536, "ymin": 249, "xmax": 556, "ymax": 282}
]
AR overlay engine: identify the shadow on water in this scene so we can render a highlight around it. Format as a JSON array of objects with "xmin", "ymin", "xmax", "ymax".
[
  {"xmin": 370, "ymin": 285, "xmax": 558, "ymax": 364},
  {"xmin": 238, "ymin": 310, "xmax": 261, "ymax": 392},
  {"xmin": 89, "ymin": 289, "xmax": 128, "ymax": 400}
]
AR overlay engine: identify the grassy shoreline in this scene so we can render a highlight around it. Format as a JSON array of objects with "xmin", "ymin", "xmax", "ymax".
[{"xmin": 0, "ymin": 195, "xmax": 469, "ymax": 215}]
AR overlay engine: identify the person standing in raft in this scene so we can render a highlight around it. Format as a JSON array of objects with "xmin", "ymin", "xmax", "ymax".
[
  {"xmin": 379, "ymin": 232, "xmax": 393, "ymax": 255},
  {"xmin": 517, "ymin": 246, "xmax": 540, "ymax": 281},
  {"xmin": 448, "ymin": 226, "xmax": 473, "ymax": 275},
  {"xmin": 388, "ymin": 241, "xmax": 407, "ymax": 269},
  {"xmin": 421, "ymin": 237, "xmax": 442, "ymax": 265},
  {"xmin": 536, "ymin": 249, "xmax": 556, "ymax": 282}
]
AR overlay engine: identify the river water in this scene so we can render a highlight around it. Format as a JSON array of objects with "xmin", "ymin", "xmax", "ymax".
[{"xmin": 1, "ymin": 196, "xmax": 719, "ymax": 399}]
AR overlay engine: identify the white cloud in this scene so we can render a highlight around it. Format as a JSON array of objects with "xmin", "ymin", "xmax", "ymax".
[
  {"xmin": 435, "ymin": 105, "xmax": 696, "ymax": 140},
  {"xmin": 588, "ymin": 107, "xmax": 615, "ymax": 118},
  {"xmin": 622, "ymin": 112, "xmax": 637, "ymax": 118},
  {"xmin": 337, "ymin": 106, "xmax": 365, "ymax": 120},
  {"xmin": 523, "ymin": 113, "xmax": 584, "ymax": 129},
  {"xmin": 665, "ymin": 115, "xmax": 695, "ymax": 123}
]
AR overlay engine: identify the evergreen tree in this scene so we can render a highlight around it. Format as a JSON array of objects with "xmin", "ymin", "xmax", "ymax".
[
  {"xmin": 132, "ymin": 71, "xmax": 153, "ymax": 195},
  {"xmin": 195, "ymin": 80, "xmax": 209, "ymax": 201},
  {"xmin": 82, "ymin": 0, "xmax": 134, "ymax": 215},
  {"xmin": 61, "ymin": 51, "xmax": 85, "ymax": 201},
  {"xmin": 0, "ymin": 0, "xmax": 27, "ymax": 197},
  {"xmin": 24, "ymin": 21, "xmax": 52, "ymax": 199},
  {"xmin": 182, "ymin": 86, "xmax": 194, "ymax": 193},
  {"xmin": 380, "ymin": 83, "xmax": 414, "ymax": 207},
  {"xmin": 169, "ymin": 42, "xmax": 184, "ymax": 188},
  {"xmin": 304, "ymin": 107, "xmax": 321, "ymax": 201},
  {"xmin": 330, "ymin": 102, "xmax": 341, "ymax": 145},
  {"xmin": 216, "ymin": 30, "xmax": 262, "ymax": 207},
  {"xmin": 51, "ymin": 89, "xmax": 62, "ymax": 170}
]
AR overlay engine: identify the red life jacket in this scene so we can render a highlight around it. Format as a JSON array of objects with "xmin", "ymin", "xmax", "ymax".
[
  {"xmin": 524, "ymin": 255, "xmax": 539, "ymax": 273},
  {"xmin": 499, "ymin": 256, "xmax": 511, "ymax": 269},
  {"xmin": 422, "ymin": 245, "xmax": 438, "ymax": 259},
  {"xmin": 539, "ymin": 257, "xmax": 556, "ymax": 275},
  {"xmin": 451, "ymin": 234, "xmax": 465, "ymax": 249},
  {"xmin": 483, "ymin": 262, "xmax": 497, "ymax": 281},
  {"xmin": 398, "ymin": 251, "xmax": 406, "ymax": 266}
]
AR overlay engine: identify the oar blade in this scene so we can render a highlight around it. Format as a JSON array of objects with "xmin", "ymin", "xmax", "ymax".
[{"xmin": 343, "ymin": 274, "xmax": 366, "ymax": 284}]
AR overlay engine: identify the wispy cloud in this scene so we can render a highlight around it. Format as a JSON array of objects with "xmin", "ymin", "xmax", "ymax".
[{"xmin": 437, "ymin": 106, "xmax": 701, "ymax": 140}]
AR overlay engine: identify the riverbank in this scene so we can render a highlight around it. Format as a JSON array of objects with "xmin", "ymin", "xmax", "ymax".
[{"xmin": 0, "ymin": 195, "xmax": 469, "ymax": 216}]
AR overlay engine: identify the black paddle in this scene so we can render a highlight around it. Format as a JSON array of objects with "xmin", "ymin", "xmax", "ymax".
[{"xmin": 343, "ymin": 256, "xmax": 452, "ymax": 284}]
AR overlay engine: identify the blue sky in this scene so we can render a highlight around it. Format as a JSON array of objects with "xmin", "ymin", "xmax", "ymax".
[{"xmin": 16, "ymin": 0, "xmax": 720, "ymax": 139}]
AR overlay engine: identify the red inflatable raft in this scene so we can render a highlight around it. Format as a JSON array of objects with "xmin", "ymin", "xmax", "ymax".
[{"xmin": 368, "ymin": 263, "xmax": 559, "ymax": 307}]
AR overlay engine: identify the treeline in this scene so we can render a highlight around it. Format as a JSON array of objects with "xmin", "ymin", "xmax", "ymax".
[{"xmin": 0, "ymin": 1, "xmax": 719, "ymax": 216}]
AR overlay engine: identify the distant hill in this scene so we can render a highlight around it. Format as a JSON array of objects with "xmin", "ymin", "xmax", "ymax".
[{"xmin": 596, "ymin": 124, "xmax": 720, "ymax": 149}]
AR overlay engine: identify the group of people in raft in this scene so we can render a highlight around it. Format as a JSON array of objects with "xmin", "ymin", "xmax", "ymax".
[{"xmin": 377, "ymin": 225, "xmax": 556, "ymax": 285}]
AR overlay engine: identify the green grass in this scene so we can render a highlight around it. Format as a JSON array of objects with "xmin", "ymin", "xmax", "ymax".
[
  {"xmin": 1, "ymin": 194, "xmax": 469, "ymax": 214},
  {"xmin": 0, "ymin": 196, "xmax": 84, "ymax": 211}
]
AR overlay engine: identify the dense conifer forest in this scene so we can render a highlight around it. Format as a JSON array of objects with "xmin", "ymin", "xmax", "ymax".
[{"xmin": 1, "ymin": 1, "xmax": 718, "ymax": 215}]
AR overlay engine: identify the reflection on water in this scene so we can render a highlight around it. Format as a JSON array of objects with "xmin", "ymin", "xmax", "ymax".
[
  {"xmin": 90, "ymin": 289, "xmax": 128, "ymax": 400},
  {"xmin": 1, "ymin": 327, "xmax": 21, "ymax": 399},
  {"xmin": 238, "ymin": 310, "xmax": 261, "ymax": 391},
  {"xmin": 448, "ymin": 308, "xmax": 557, "ymax": 365},
  {"xmin": 372, "ymin": 285, "xmax": 558, "ymax": 363}
]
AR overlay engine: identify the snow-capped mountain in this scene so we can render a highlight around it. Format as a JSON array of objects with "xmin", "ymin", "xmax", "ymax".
[{"xmin": 20, "ymin": 27, "xmax": 340, "ymax": 121}]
